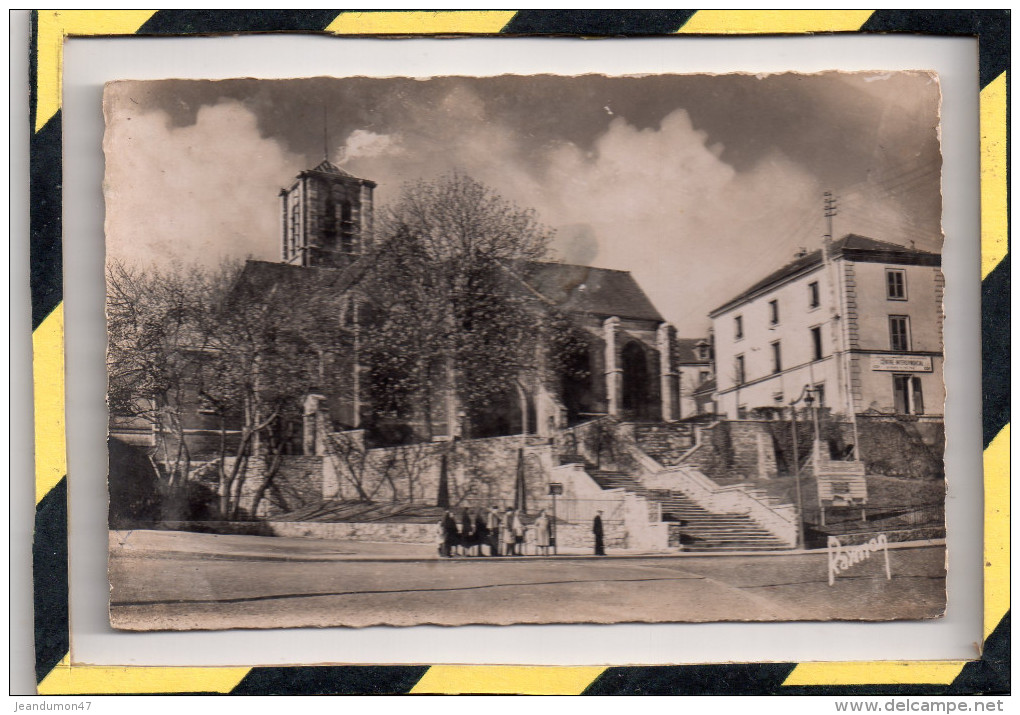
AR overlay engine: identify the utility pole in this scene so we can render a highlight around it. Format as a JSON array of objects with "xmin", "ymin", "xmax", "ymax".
[
  {"xmin": 822, "ymin": 191, "xmax": 861, "ymax": 460},
  {"xmin": 823, "ymin": 191, "xmax": 837, "ymax": 240}
]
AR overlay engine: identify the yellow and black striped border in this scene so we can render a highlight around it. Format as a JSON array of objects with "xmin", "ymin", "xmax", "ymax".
[{"xmin": 28, "ymin": 10, "xmax": 1009, "ymax": 696}]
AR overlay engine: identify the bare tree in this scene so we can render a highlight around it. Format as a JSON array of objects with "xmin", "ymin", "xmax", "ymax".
[
  {"xmin": 106, "ymin": 260, "xmax": 212, "ymax": 512},
  {"xmin": 197, "ymin": 264, "xmax": 350, "ymax": 518},
  {"xmin": 109, "ymin": 258, "xmax": 352, "ymax": 520},
  {"xmin": 323, "ymin": 431, "xmax": 372, "ymax": 501}
]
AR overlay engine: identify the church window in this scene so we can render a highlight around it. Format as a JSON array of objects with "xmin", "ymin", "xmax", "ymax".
[
  {"xmin": 339, "ymin": 201, "xmax": 355, "ymax": 253},
  {"xmin": 290, "ymin": 205, "xmax": 300, "ymax": 258}
]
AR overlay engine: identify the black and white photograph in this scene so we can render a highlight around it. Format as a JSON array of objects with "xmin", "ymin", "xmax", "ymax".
[{"xmin": 104, "ymin": 72, "xmax": 947, "ymax": 630}]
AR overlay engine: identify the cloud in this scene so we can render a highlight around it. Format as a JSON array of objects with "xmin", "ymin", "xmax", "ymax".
[
  {"xmin": 339, "ymin": 129, "xmax": 402, "ymax": 161},
  {"xmin": 104, "ymin": 92, "xmax": 302, "ymax": 268},
  {"xmin": 105, "ymin": 78, "xmax": 940, "ymax": 337},
  {"xmin": 323, "ymin": 88, "xmax": 831, "ymax": 333},
  {"xmin": 335, "ymin": 84, "xmax": 935, "ymax": 335}
]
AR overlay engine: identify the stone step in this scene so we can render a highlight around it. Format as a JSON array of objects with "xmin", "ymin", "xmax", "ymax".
[
  {"xmin": 592, "ymin": 465, "xmax": 793, "ymax": 551},
  {"xmin": 682, "ymin": 544, "xmax": 791, "ymax": 552}
]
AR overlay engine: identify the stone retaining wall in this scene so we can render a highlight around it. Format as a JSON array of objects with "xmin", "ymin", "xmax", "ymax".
[
  {"xmin": 631, "ymin": 423, "xmax": 696, "ymax": 466},
  {"xmin": 157, "ymin": 518, "xmax": 628, "ymax": 549},
  {"xmin": 326, "ymin": 433, "xmax": 557, "ymax": 507}
]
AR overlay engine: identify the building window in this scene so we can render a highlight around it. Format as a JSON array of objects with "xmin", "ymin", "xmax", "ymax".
[
  {"xmin": 886, "ymin": 268, "xmax": 907, "ymax": 300},
  {"xmin": 735, "ymin": 354, "xmax": 745, "ymax": 385},
  {"xmin": 734, "ymin": 315, "xmax": 744, "ymax": 340},
  {"xmin": 695, "ymin": 340, "xmax": 710, "ymax": 361},
  {"xmin": 770, "ymin": 341, "xmax": 782, "ymax": 373},
  {"xmin": 889, "ymin": 315, "xmax": 911, "ymax": 351},
  {"xmin": 769, "ymin": 299, "xmax": 779, "ymax": 325},
  {"xmin": 699, "ymin": 370, "xmax": 710, "ymax": 384},
  {"xmin": 737, "ymin": 405, "xmax": 748, "ymax": 420},
  {"xmin": 811, "ymin": 326, "xmax": 823, "ymax": 361},
  {"xmin": 893, "ymin": 375, "xmax": 925, "ymax": 415},
  {"xmin": 813, "ymin": 382, "xmax": 826, "ymax": 407},
  {"xmin": 808, "ymin": 281, "xmax": 820, "ymax": 308}
]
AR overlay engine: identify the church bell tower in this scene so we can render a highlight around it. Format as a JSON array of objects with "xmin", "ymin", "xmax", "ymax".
[{"xmin": 279, "ymin": 159, "xmax": 376, "ymax": 268}]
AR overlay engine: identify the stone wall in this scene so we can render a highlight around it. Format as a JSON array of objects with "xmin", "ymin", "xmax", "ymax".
[
  {"xmin": 630, "ymin": 423, "xmax": 696, "ymax": 466},
  {"xmin": 326, "ymin": 433, "xmax": 557, "ymax": 508},
  {"xmin": 728, "ymin": 422, "xmax": 779, "ymax": 480},
  {"xmin": 676, "ymin": 416, "xmax": 944, "ymax": 481},
  {"xmin": 157, "ymin": 518, "xmax": 628, "ymax": 549},
  {"xmin": 673, "ymin": 421, "xmax": 780, "ymax": 483},
  {"xmin": 224, "ymin": 455, "xmax": 329, "ymax": 518},
  {"xmin": 853, "ymin": 416, "xmax": 945, "ymax": 479},
  {"xmin": 674, "ymin": 422, "xmax": 734, "ymax": 483}
]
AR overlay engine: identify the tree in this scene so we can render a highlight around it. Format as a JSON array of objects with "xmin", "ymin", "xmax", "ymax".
[
  {"xmin": 195, "ymin": 264, "xmax": 350, "ymax": 518},
  {"xmin": 107, "ymin": 258, "xmax": 352, "ymax": 520},
  {"xmin": 361, "ymin": 173, "xmax": 558, "ymax": 441},
  {"xmin": 106, "ymin": 260, "xmax": 213, "ymax": 514}
]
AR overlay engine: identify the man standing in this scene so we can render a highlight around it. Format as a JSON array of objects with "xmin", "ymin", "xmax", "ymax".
[
  {"xmin": 534, "ymin": 509, "xmax": 551, "ymax": 556},
  {"xmin": 501, "ymin": 507, "xmax": 515, "ymax": 556},
  {"xmin": 487, "ymin": 505, "xmax": 501, "ymax": 556},
  {"xmin": 443, "ymin": 510, "xmax": 459, "ymax": 558},
  {"xmin": 593, "ymin": 510, "xmax": 605, "ymax": 556}
]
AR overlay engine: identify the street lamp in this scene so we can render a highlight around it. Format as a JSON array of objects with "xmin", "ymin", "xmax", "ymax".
[
  {"xmin": 548, "ymin": 482, "xmax": 563, "ymax": 556},
  {"xmin": 804, "ymin": 387, "xmax": 821, "ymax": 443},
  {"xmin": 788, "ymin": 385, "xmax": 815, "ymax": 550}
]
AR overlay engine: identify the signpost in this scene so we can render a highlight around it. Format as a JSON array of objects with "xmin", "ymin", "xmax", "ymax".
[{"xmin": 548, "ymin": 482, "xmax": 563, "ymax": 555}]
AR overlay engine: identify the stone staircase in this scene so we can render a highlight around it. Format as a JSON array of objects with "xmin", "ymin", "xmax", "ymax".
[
  {"xmin": 590, "ymin": 467, "xmax": 794, "ymax": 552},
  {"xmin": 589, "ymin": 470, "xmax": 650, "ymax": 495},
  {"xmin": 653, "ymin": 492, "xmax": 793, "ymax": 552}
]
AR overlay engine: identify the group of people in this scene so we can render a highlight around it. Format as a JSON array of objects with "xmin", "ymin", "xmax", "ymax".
[{"xmin": 437, "ymin": 506, "xmax": 553, "ymax": 558}]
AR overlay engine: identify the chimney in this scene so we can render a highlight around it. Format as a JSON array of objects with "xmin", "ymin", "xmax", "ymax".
[{"xmin": 794, "ymin": 247, "xmax": 808, "ymax": 258}]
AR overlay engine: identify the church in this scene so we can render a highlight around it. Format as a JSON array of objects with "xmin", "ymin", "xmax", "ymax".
[{"xmin": 249, "ymin": 158, "xmax": 684, "ymax": 449}]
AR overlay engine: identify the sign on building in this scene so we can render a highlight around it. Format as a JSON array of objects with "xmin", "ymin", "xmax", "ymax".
[{"xmin": 870, "ymin": 355, "xmax": 933, "ymax": 372}]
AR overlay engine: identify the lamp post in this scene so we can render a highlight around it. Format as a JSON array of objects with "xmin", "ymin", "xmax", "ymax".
[
  {"xmin": 804, "ymin": 387, "xmax": 821, "ymax": 443},
  {"xmin": 788, "ymin": 385, "xmax": 815, "ymax": 550},
  {"xmin": 548, "ymin": 483, "xmax": 562, "ymax": 555}
]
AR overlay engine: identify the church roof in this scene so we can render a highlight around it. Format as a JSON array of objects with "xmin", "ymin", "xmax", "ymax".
[
  {"xmin": 520, "ymin": 261, "xmax": 664, "ymax": 323},
  {"xmin": 709, "ymin": 234, "xmax": 940, "ymax": 317},
  {"xmin": 308, "ymin": 159, "xmax": 355, "ymax": 178},
  {"xmin": 238, "ymin": 258, "xmax": 664, "ymax": 325},
  {"xmin": 234, "ymin": 259, "xmax": 366, "ymax": 298}
]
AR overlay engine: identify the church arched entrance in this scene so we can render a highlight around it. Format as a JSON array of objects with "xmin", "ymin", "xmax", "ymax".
[{"xmin": 621, "ymin": 341, "xmax": 652, "ymax": 420}]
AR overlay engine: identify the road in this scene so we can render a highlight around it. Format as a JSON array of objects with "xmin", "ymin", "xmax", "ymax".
[{"xmin": 109, "ymin": 531, "xmax": 946, "ymax": 630}]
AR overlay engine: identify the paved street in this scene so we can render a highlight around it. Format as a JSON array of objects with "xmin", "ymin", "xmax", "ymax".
[{"xmin": 109, "ymin": 530, "xmax": 946, "ymax": 630}]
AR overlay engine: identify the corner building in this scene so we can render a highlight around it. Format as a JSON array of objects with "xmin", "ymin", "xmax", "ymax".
[{"xmin": 709, "ymin": 235, "xmax": 943, "ymax": 422}]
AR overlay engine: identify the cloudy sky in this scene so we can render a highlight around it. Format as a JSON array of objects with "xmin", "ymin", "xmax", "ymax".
[{"xmin": 103, "ymin": 72, "xmax": 941, "ymax": 335}]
